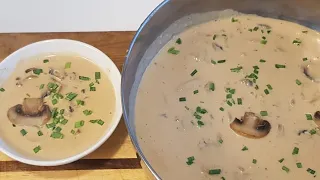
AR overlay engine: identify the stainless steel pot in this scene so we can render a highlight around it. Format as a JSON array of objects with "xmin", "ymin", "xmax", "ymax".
[{"xmin": 121, "ymin": 0, "xmax": 320, "ymax": 179}]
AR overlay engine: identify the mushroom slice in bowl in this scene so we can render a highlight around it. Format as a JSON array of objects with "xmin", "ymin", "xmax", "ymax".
[
  {"xmin": 7, "ymin": 98, "xmax": 51, "ymax": 127},
  {"xmin": 230, "ymin": 112, "xmax": 271, "ymax": 139}
]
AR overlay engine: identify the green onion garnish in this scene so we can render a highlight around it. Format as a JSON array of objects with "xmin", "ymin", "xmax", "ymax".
[
  {"xmin": 75, "ymin": 120, "xmax": 85, "ymax": 128},
  {"xmin": 211, "ymin": 60, "xmax": 217, "ymax": 64},
  {"xmin": 0, "ymin": 88, "xmax": 5, "ymax": 92},
  {"xmin": 253, "ymin": 27, "xmax": 259, "ymax": 31},
  {"xmin": 59, "ymin": 109, "xmax": 65, "ymax": 115},
  {"xmin": 90, "ymin": 87, "xmax": 96, "ymax": 91},
  {"xmin": 176, "ymin": 38, "xmax": 182, "ymax": 45},
  {"xmin": 71, "ymin": 129, "xmax": 76, "ymax": 135},
  {"xmin": 227, "ymin": 101, "xmax": 233, "ymax": 107},
  {"xmin": 310, "ymin": 129, "xmax": 317, "ymax": 135},
  {"xmin": 52, "ymin": 99, "xmax": 58, "ymax": 105},
  {"xmin": 47, "ymin": 82, "xmax": 59, "ymax": 91},
  {"xmin": 97, "ymin": 120, "xmax": 104, "ymax": 126},
  {"xmin": 248, "ymin": 28, "xmax": 253, "ymax": 32},
  {"xmin": 60, "ymin": 119, "xmax": 68, "ymax": 125},
  {"xmin": 296, "ymin": 79, "xmax": 302, "ymax": 85},
  {"xmin": 264, "ymin": 89, "xmax": 270, "ymax": 95},
  {"xmin": 65, "ymin": 62, "xmax": 71, "ymax": 69},
  {"xmin": 90, "ymin": 120, "xmax": 98, "ymax": 123},
  {"xmin": 292, "ymin": 147, "xmax": 299, "ymax": 155},
  {"xmin": 219, "ymin": 107, "xmax": 224, "ymax": 111},
  {"xmin": 229, "ymin": 89, "xmax": 236, "ymax": 94},
  {"xmin": 212, "ymin": 35, "xmax": 217, "ymax": 40},
  {"xmin": 209, "ymin": 169, "xmax": 221, "ymax": 175},
  {"xmin": 20, "ymin": 129, "xmax": 27, "ymax": 136},
  {"xmin": 254, "ymin": 69, "xmax": 259, "ymax": 74},
  {"xmin": 168, "ymin": 47, "xmax": 180, "ymax": 55},
  {"xmin": 53, "ymin": 118, "xmax": 60, "ymax": 124},
  {"xmin": 51, "ymin": 108, "xmax": 58, "ymax": 117},
  {"xmin": 296, "ymin": 163, "xmax": 303, "ymax": 168},
  {"xmin": 33, "ymin": 146, "xmax": 41, "ymax": 153},
  {"xmin": 255, "ymin": 85, "xmax": 259, "ymax": 90},
  {"xmin": 275, "ymin": 64, "xmax": 286, "ymax": 68},
  {"xmin": 306, "ymin": 114, "xmax": 313, "ymax": 120},
  {"xmin": 267, "ymin": 84, "xmax": 273, "ymax": 90},
  {"xmin": 43, "ymin": 59, "xmax": 49, "ymax": 63},
  {"xmin": 190, "ymin": 69, "xmax": 198, "ymax": 76},
  {"xmin": 279, "ymin": 158, "xmax": 284, "ymax": 163},
  {"xmin": 218, "ymin": 139, "xmax": 223, "ymax": 144},
  {"xmin": 260, "ymin": 59, "xmax": 266, "ymax": 63},
  {"xmin": 50, "ymin": 132, "xmax": 64, "ymax": 139},
  {"xmin": 39, "ymin": 84, "xmax": 45, "ymax": 89},
  {"xmin": 76, "ymin": 100, "xmax": 85, "ymax": 106},
  {"xmin": 248, "ymin": 73, "xmax": 258, "ymax": 79},
  {"xmin": 46, "ymin": 122, "xmax": 56, "ymax": 129},
  {"xmin": 33, "ymin": 68, "xmax": 43, "ymax": 75},
  {"xmin": 252, "ymin": 159, "xmax": 257, "ymax": 164},
  {"xmin": 37, "ymin": 131, "xmax": 43, "ymax": 136},
  {"xmin": 193, "ymin": 90, "xmax": 199, "ymax": 94},
  {"xmin": 226, "ymin": 94, "xmax": 232, "ymax": 99},
  {"xmin": 179, "ymin": 97, "xmax": 186, "ymax": 102},
  {"xmin": 237, "ymin": 98, "xmax": 242, "ymax": 105},
  {"xmin": 89, "ymin": 82, "xmax": 95, "ymax": 87},
  {"xmin": 196, "ymin": 107, "xmax": 207, "ymax": 114},
  {"xmin": 260, "ymin": 39, "xmax": 268, "ymax": 45},
  {"xmin": 209, "ymin": 83, "xmax": 215, "ymax": 91},
  {"xmin": 292, "ymin": 39, "xmax": 302, "ymax": 46},
  {"xmin": 197, "ymin": 120, "xmax": 204, "ymax": 127},
  {"xmin": 83, "ymin": 110, "xmax": 93, "ymax": 116},
  {"xmin": 231, "ymin": 17, "xmax": 238, "ymax": 22},
  {"xmin": 79, "ymin": 76, "xmax": 90, "ymax": 81},
  {"xmin": 267, "ymin": 30, "xmax": 272, "ymax": 34},
  {"xmin": 194, "ymin": 112, "xmax": 202, "ymax": 120},
  {"xmin": 307, "ymin": 168, "xmax": 316, "ymax": 175},
  {"xmin": 65, "ymin": 92, "xmax": 78, "ymax": 101},
  {"xmin": 95, "ymin": 72, "xmax": 101, "ymax": 80},
  {"xmin": 186, "ymin": 156, "xmax": 195, "ymax": 165},
  {"xmin": 54, "ymin": 126, "xmax": 62, "ymax": 133},
  {"xmin": 302, "ymin": 31, "xmax": 308, "ymax": 33},
  {"xmin": 242, "ymin": 146, "xmax": 248, "ymax": 151},
  {"xmin": 217, "ymin": 60, "xmax": 226, "ymax": 63},
  {"xmin": 303, "ymin": 57, "xmax": 308, "ymax": 61},
  {"xmin": 230, "ymin": 66, "xmax": 243, "ymax": 73},
  {"xmin": 260, "ymin": 111, "xmax": 268, "ymax": 116},
  {"xmin": 253, "ymin": 65, "xmax": 259, "ymax": 69},
  {"xmin": 282, "ymin": 166, "xmax": 290, "ymax": 173}
]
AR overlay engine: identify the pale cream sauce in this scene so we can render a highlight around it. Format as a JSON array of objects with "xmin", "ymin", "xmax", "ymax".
[
  {"xmin": 135, "ymin": 15, "xmax": 320, "ymax": 179},
  {"xmin": 0, "ymin": 54, "xmax": 115, "ymax": 160}
]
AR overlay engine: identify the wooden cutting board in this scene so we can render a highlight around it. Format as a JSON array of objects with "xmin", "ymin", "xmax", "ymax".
[{"xmin": 0, "ymin": 32, "xmax": 149, "ymax": 180}]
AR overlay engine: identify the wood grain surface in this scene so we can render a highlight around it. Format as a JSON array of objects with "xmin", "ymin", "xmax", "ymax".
[{"xmin": 0, "ymin": 32, "xmax": 150, "ymax": 180}]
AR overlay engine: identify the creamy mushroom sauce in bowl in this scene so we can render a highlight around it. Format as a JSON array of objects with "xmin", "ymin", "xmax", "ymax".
[
  {"xmin": 134, "ymin": 14, "xmax": 320, "ymax": 179},
  {"xmin": 0, "ymin": 39, "xmax": 122, "ymax": 166}
]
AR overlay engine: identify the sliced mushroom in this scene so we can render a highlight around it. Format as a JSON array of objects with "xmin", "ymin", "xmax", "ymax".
[
  {"xmin": 230, "ymin": 112, "xmax": 271, "ymax": 139},
  {"xmin": 49, "ymin": 68, "xmax": 66, "ymax": 81},
  {"xmin": 7, "ymin": 98, "xmax": 51, "ymax": 127}
]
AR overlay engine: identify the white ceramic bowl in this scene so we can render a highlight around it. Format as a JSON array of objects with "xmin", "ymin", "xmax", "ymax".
[{"xmin": 0, "ymin": 39, "xmax": 122, "ymax": 166}]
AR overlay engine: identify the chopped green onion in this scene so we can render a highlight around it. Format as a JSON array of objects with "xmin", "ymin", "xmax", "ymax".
[
  {"xmin": 50, "ymin": 132, "xmax": 64, "ymax": 139},
  {"xmin": 241, "ymin": 146, "xmax": 248, "ymax": 151},
  {"xmin": 248, "ymin": 28, "xmax": 253, "ymax": 32},
  {"xmin": 306, "ymin": 114, "xmax": 313, "ymax": 120},
  {"xmin": 190, "ymin": 69, "xmax": 198, "ymax": 76},
  {"xmin": 292, "ymin": 147, "xmax": 299, "ymax": 155},
  {"xmin": 179, "ymin": 97, "xmax": 186, "ymax": 102},
  {"xmin": 253, "ymin": 65, "xmax": 259, "ymax": 69},
  {"xmin": 296, "ymin": 163, "xmax": 303, "ymax": 168},
  {"xmin": 89, "ymin": 82, "xmax": 95, "ymax": 87},
  {"xmin": 39, "ymin": 84, "xmax": 45, "ymax": 89},
  {"xmin": 47, "ymin": 82, "xmax": 59, "ymax": 91},
  {"xmin": 71, "ymin": 129, "xmax": 76, "ymax": 135},
  {"xmin": 0, "ymin": 88, "xmax": 5, "ymax": 92},
  {"xmin": 252, "ymin": 159, "xmax": 257, "ymax": 164},
  {"xmin": 54, "ymin": 126, "xmax": 62, "ymax": 133},
  {"xmin": 65, "ymin": 62, "xmax": 71, "ymax": 69},
  {"xmin": 37, "ymin": 131, "xmax": 43, "ymax": 136},
  {"xmin": 65, "ymin": 92, "xmax": 78, "ymax": 101},
  {"xmin": 79, "ymin": 76, "xmax": 91, "ymax": 81},
  {"xmin": 253, "ymin": 27, "xmax": 259, "ymax": 31},
  {"xmin": 307, "ymin": 168, "xmax": 316, "ymax": 175},
  {"xmin": 83, "ymin": 109, "xmax": 93, "ymax": 116},
  {"xmin": 260, "ymin": 111, "xmax": 268, "ymax": 116},
  {"xmin": 254, "ymin": 69, "xmax": 259, "ymax": 74},
  {"xmin": 33, "ymin": 146, "xmax": 41, "ymax": 153},
  {"xmin": 248, "ymin": 73, "xmax": 258, "ymax": 79},
  {"xmin": 186, "ymin": 156, "xmax": 195, "ymax": 165},
  {"xmin": 97, "ymin": 120, "xmax": 105, "ymax": 126},
  {"xmin": 59, "ymin": 109, "xmax": 65, "ymax": 115},
  {"xmin": 51, "ymin": 108, "xmax": 58, "ymax": 118},
  {"xmin": 168, "ymin": 47, "xmax": 180, "ymax": 55},
  {"xmin": 219, "ymin": 107, "xmax": 224, "ymax": 111},
  {"xmin": 53, "ymin": 118, "xmax": 60, "ymax": 124},
  {"xmin": 90, "ymin": 120, "xmax": 98, "ymax": 123},
  {"xmin": 209, "ymin": 83, "xmax": 215, "ymax": 91},
  {"xmin": 75, "ymin": 120, "xmax": 85, "ymax": 128},
  {"xmin": 221, "ymin": 177, "xmax": 226, "ymax": 180},
  {"xmin": 292, "ymin": 39, "xmax": 302, "ymax": 46},
  {"xmin": 282, "ymin": 166, "xmax": 290, "ymax": 173},
  {"xmin": 310, "ymin": 129, "xmax": 317, "ymax": 135},
  {"xmin": 20, "ymin": 129, "xmax": 27, "ymax": 136},
  {"xmin": 302, "ymin": 31, "xmax": 308, "ymax": 34},
  {"xmin": 90, "ymin": 87, "xmax": 96, "ymax": 91},
  {"xmin": 209, "ymin": 169, "xmax": 221, "ymax": 175},
  {"xmin": 260, "ymin": 39, "xmax": 268, "ymax": 45},
  {"xmin": 303, "ymin": 57, "xmax": 308, "ymax": 61},
  {"xmin": 52, "ymin": 99, "xmax": 58, "ymax": 105},
  {"xmin": 193, "ymin": 90, "xmax": 199, "ymax": 94},
  {"xmin": 46, "ymin": 122, "xmax": 56, "ymax": 129},
  {"xmin": 231, "ymin": 17, "xmax": 238, "ymax": 22},
  {"xmin": 212, "ymin": 35, "xmax": 217, "ymax": 40},
  {"xmin": 275, "ymin": 64, "xmax": 286, "ymax": 68},
  {"xmin": 227, "ymin": 101, "xmax": 233, "ymax": 107},
  {"xmin": 211, "ymin": 60, "xmax": 217, "ymax": 64},
  {"xmin": 196, "ymin": 107, "xmax": 207, "ymax": 114},
  {"xmin": 43, "ymin": 59, "xmax": 49, "ymax": 63},
  {"xmin": 264, "ymin": 89, "xmax": 270, "ymax": 95},
  {"xmin": 230, "ymin": 66, "xmax": 243, "ymax": 72},
  {"xmin": 226, "ymin": 94, "xmax": 232, "ymax": 99},
  {"xmin": 176, "ymin": 38, "xmax": 182, "ymax": 44},
  {"xmin": 33, "ymin": 68, "xmax": 43, "ymax": 75},
  {"xmin": 60, "ymin": 119, "xmax": 68, "ymax": 125},
  {"xmin": 267, "ymin": 30, "xmax": 272, "ymax": 34},
  {"xmin": 255, "ymin": 85, "xmax": 259, "ymax": 90},
  {"xmin": 94, "ymin": 71, "xmax": 101, "ymax": 80},
  {"xmin": 197, "ymin": 120, "xmax": 204, "ymax": 127},
  {"xmin": 279, "ymin": 158, "xmax": 285, "ymax": 163},
  {"xmin": 194, "ymin": 112, "xmax": 202, "ymax": 120},
  {"xmin": 218, "ymin": 139, "xmax": 223, "ymax": 144},
  {"xmin": 259, "ymin": 59, "xmax": 266, "ymax": 63},
  {"xmin": 217, "ymin": 60, "xmax": 226, "ymax": 63},
  {"xmin": 237, "ymin": 98, "xmax": 242, "ymax": 105},
  {"xmin": 296, "ymin": 79, "xmax": 302, "ymax": 85},
  {"xmin": 229, "ymin": 89, "xmax": 236, "ymax": 94},
  {"xmin": 267, "ymin": 84, "xmax": 273, "ymax": 90},
  {"xmin": 76, "ymin": 99, "xmax": 85, "ymax": 106}
]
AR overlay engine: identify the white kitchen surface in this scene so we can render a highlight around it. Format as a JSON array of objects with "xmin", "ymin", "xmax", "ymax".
[{"xmin": 0, "ymin": 0, "xmax": 163, "ymax": 33}]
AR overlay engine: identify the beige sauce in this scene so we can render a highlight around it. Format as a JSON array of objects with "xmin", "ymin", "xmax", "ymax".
[
  {"xmin": 0, "ymin": 54, "xmax": 115, "ymax": 160},
  {"xmin": 136, "ymin": 15, "xmax": 320, "ymax": 179}
]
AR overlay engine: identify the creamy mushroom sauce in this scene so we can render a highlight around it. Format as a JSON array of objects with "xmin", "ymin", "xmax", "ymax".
[
  {"xmin": 0, "ymin": 54, "xmax": 115, "ymax": 160},
  {"xmin": 135, "ymin": 15, "xmax": 320, "ymax": 179}
]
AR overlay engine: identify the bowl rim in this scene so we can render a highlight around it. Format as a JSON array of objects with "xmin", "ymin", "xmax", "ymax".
[{"xmin": 0, "ymin": 39, "xmax": 122, "ymax": 166}]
